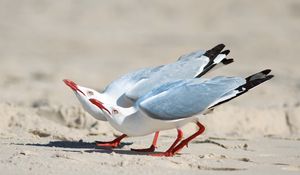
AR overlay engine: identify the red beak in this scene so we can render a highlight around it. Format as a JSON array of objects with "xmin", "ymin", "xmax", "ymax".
[
  {"xmin": 89, "ymin": 98, "xmax": 111, "ymax": 115},
  {"xmin": 63, "ymin": 79, "xmax": 85, "ymax": 96}
]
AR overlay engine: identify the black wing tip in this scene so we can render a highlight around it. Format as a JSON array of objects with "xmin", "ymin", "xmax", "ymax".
[
  {"xmin": 195, "ymin": 44, "xmax": 230, "ymax": 78},
  {"xmin": 244, "ymin": 70, "xmax": 274, "ymax": 90},
  {"xmin": 261, "ymin": 69, "xmax": 272, "ymax": 75},
  {"xmin": 220, "ymin": 50, "xmax": 230, "ymax": 55},
  {"xmin": 203, "ymin": 43, "xmax": 226, "ymax": 58},
  {"xmin": 265, "ymin": 74, "xmax": 274, "ymax": 80},
  {"xmin": 246, "ymin": 75, "xmax": 272, "ymax": 89},
  {"xmin": 209, "ymin": 70, "xmax": 273, "ymax": 109},
  {"xmin": 256, "ymin": 74, "xmax": 274, "ymax": 84},
  {"xmin": 216, "ymin": 43, "xmax": 225, "ymax": 48},
  {"xmin": 211, "ymin": 43, "xmax": 226, "ymax": 50},
  {"xmin": 245, "ymin": 69, "xmax": 273, "ymax": 82},
  {"xmin": 221, "ymin": 58, "xmax": 234, "ymax": 65}
]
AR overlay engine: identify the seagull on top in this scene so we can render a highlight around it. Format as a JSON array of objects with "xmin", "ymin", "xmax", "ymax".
[
  {"xmin": 89, "ymin": 69, "xmax": 273, "ymax": 156},
  {"xmin": 64, "ymin": 44, "xmax": 233, "ymax": 152}
]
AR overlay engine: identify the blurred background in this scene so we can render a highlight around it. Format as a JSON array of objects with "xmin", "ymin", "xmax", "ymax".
[{"xmin": 0, "ymin": 0, "xmax": 299, "ymax": 137}]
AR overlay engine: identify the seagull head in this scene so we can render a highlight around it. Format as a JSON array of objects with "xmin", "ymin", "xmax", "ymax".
[
  {"xmin": 89, "ymin": 98, "xmax": 112, "ymax": 116},
  {"xmin": 63, "ymin": 79, "xmax": 107, "ymax": 120},
  {"xmin": 63, "ymin": 79, "xmax": 85, "ymax": 96},
  {"xmin": 89, "ymin": 98, "xmax": 132, "ymax": 127},
  {"xmin": 63, "ymin": 79, "xmax": 102, "ymax": 99}
]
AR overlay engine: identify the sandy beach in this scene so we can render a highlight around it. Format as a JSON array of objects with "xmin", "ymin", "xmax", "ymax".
[{"xmin": 0, "ymin": 0, "xmax": 300, "ymax": 174}]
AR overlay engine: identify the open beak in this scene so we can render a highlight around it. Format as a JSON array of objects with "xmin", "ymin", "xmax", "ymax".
[
  {"xmin": 89, "ymin": 98, "xmax": 111, "ymax": 115},
  {"xmin": 63, "ymin": 79, "xmax": 85, "ymax": 96}
]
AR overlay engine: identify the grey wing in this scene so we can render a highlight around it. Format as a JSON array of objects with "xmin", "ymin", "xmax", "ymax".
[
  {"xmin": 103, "ymin": 65, "xmax": 165, "ymax": 107},
  {"xmin": 177, "ymin": 49, "xmax": 204, "ymax": 61},
  {"xmin": 125, "ymin": 57, "xmax": 209, "ymax": 100},
  {"xmin": 125, "ymin": 44, "xmax": 232, "ymax": 100},
  {"xmin": 103, "ymin": 65, "xmax": 164, "ymax": 96},
  {"xmin": 105, "ymin": 47, "xmax": 205, "ymax": 97},
  {"xmin": 138, "ymin": 77, "xmax": 246, "ymax": 120},
  {"xmin": 103, "ymin": 47, "xmax": 204, "ymax": 98}
]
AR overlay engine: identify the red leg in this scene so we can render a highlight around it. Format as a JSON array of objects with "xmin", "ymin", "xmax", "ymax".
[
  {"xmin": 131, "ymin": 131, "xmax": 160, "ymax": 152},
  {"xmin": 171, "ymin": 121, "xmax": 205, "ymax": 155},
  {"xmin": 95, "ymin": 134, "xmax": 127, "ymax": 148},
  {"xmin": 150, "ymin": 129, "xmax": 183, "ymax": 157}
]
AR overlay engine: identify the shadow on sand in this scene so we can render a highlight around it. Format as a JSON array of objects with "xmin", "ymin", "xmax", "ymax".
[
  {"xmin": 22, "ymin": 140, "xmax": 132, "ymax": 149},
  {"xmin": 14, "ymin": 140, "xmax": 155, "ymax": 156},
  {"xmin": 13, "ymin": 139, "xmax": 229, "ymax": 156}
]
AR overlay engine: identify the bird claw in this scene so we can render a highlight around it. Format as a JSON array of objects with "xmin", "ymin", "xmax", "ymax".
[
  {"xmin": 149, "ymin": 151, "xmax": 174, "ymax": 157},
  {"xmin": 95, "ymin": 134, "xmax": 127, "ymax": 148},
  {"xmin": 95, "ymin": 141, "xmax": 121, "ymax": 148},
  {"xmin": 131, "ymin": 145, "xmax": 156, "ymax": 152}
]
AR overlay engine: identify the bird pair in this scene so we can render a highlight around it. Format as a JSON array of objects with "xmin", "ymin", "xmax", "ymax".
[{"xmin": 63, "ymin": 44, "xmax": 273, "ymax": 157}]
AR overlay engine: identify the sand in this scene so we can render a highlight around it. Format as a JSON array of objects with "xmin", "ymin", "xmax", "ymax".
[{"xmin": 0, "ymin": 0, "xmax": 300, "ymax": 174}]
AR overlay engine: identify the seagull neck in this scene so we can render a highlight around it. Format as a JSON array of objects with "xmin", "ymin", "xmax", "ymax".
[
  {"xmin": 117, "ymin": 106, "xmax": 137, "ymax": 116},
  {"xmin": 100, "ymin": 93, "xmax": 137, "ymax": 115},
  {"xmin": 102, "ymin": 105, "xmax": 137, "ymax": 132}
]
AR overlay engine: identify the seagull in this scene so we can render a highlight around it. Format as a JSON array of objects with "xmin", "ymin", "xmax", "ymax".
[
  {"xmin": 63, "ymin": 44, "xmax": 233, "ymax": 151},
  {"xmin": 89, "ymin": 69, "xmax": 273, "ymax": 156}
]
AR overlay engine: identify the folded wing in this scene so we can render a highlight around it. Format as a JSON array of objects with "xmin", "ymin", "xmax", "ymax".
[
  {"xmin": 138, "ymin": 77, "xmax": 245, "ymax": 120},
  {"xmin": 125, "ymin": 44, "xmax": 233, "ymax": 101}
]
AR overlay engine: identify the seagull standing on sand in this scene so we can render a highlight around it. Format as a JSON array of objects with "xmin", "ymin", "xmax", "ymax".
[
  {"xmin": 64, "ymin": 44, "xmax": 233, "ymax": 152},
  {"xmin": 89, "ymin": 69, "xmax": 273, "ymax": 156}
]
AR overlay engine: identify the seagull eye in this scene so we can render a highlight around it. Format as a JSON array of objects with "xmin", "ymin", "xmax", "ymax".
[
  {"xmin": 87, "ymin": 91, "xmax": 94, "ymax": 96},
  {"xmin": 112, "ymin": 109, "xmax": 119, "ymax": 114}
]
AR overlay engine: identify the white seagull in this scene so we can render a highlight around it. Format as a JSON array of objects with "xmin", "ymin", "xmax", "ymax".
[
  {"xmin": 89, "ymin": 69, "xmax": 273, "ymax": 156},
  {"xmin": 64, "ymin": 44, "xmax": 233, "ymax": 152}
]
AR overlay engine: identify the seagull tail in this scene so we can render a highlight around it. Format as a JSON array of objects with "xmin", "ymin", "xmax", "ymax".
[
  {"xmin": 195, "ymin": 44, "xmax": 234, "ymax": 78},
  {"xmin": 207, "ymin": 69, "xmax": 274, "ymax": 109}
]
